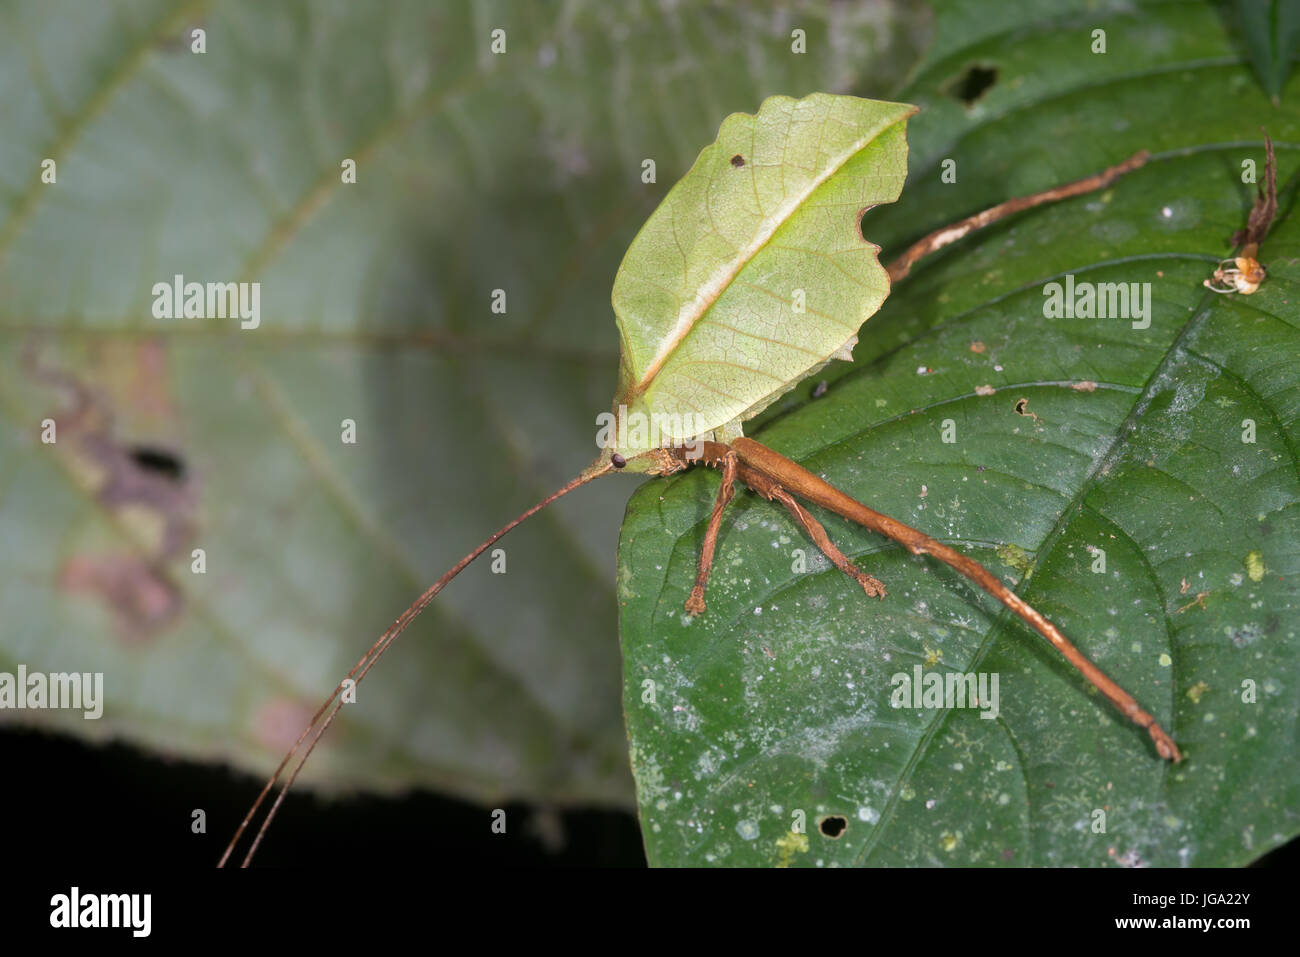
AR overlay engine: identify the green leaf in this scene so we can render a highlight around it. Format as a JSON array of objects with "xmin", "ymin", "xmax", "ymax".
[
  {"xmin": 0, "ymin": 0, "xmax": 927, "ymax": 807},
  {"xmin": 609, "ymin": 94, "xmax": 915, "ymax": 453},
  {"xmin": 620, "ymin": 0, "xmax": 1300, "ymax": 865}
]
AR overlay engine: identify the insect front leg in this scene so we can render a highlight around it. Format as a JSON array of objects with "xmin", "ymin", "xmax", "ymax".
[{"xmin": 685, "ymin": 450, "xmax": 738, "ymax": 616}]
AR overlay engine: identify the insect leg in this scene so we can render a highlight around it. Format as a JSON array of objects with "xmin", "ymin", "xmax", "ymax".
[
  {"xmin": 685, "ymin": 451, "xmax": 738, "ymax": 615},
  {"xmin": 769, "ymin": 485, "xmax": 887, "ymax": 599}
]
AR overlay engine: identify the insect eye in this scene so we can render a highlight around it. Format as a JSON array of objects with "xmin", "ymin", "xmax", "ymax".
[{"xmin": 611, "ymin": 453, "xmax": 627, "ymax": 469}]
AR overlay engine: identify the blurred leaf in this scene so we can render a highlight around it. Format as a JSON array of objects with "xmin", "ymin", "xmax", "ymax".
[
  {"xmin": 1237, "ymin": 0, "xmax": 1300, "ymax": 103},
  {"xmin": 0, "ymin": 0, "xmax": 928, "ymax": 807},
  {"xmin": 620, "ymin": 0, "xmax": 1300, "ymax": 865}
]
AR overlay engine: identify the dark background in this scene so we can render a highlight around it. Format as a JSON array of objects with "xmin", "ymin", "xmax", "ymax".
[
  {"xmin": 5, "ymin": 727, "xmax": 646, "ymax": 867},
  {"xmin": 7, "ymin": 725, "xmax": 1297, "ymax": 868}
]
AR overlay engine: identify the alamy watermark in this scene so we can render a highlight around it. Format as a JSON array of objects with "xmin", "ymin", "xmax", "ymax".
[
  {"xmin": 0, "ymin": 665, "xmax": 103, "ymax": 719},
  {"xmin": 890, "ymin": 665, "xmax": 999, "ymax": 720},
  {"xmin": 595, "ymin": 404, "xmax": 704, "ymax": 456},
  {"xmin": 50, "ymin": 887, "xmax": 150, "ymax": 937},
  {"xmin": 1042, "ymin": 274, "xmax": 1151, "ymax": 329},
  {"xmin": 151, "ymin": 274, "xmax": 260, "ymax": 329}
]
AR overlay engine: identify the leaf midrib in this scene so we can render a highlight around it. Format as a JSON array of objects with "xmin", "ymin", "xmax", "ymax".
[{"xmin": 628, "ymin": 102, "xmax": 913, "ymax": 396}]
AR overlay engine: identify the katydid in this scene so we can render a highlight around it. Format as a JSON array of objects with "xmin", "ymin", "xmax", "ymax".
[{"xmin": 220, "ymin": 93, "xmax": 1178, "ymax": 868}]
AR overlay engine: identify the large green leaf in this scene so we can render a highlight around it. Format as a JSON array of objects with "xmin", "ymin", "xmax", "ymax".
[
  {"xmin": 620, "ymin": 0, "xmax": 1300, "ymax": 865},
  {"xmin": 0, "ymin": 0, "xmax": 927, "ymax": 806}
]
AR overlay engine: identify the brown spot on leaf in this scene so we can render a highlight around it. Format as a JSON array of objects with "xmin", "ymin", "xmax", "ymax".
[
  {"xmin": 126, "ymin": 339, "xmax": 180, "ymax": 421},
  {"xmin": 1070, "ymin": 380, "xmax": 1098, "ymax": 392},
  {"xmin": 59, "ymin": 553, "xmax": 181, "ymax": 641},
  {"xmin": 730, "ymin": 154, "xmax": 745, "ymax": 168},
  {"xmin": 969, "ymin": 341, "xmax": 986, "ymax": 354},
  {"xmin": 27, "ymin": 346, "xmax": 198, "ymax": 641},
  {"xmin": 255, "ymin": 698, "xmax": 317, "ymax": 755}
]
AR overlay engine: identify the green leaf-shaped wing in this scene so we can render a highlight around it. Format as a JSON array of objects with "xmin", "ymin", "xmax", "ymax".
[{"xmin": 609, "ymin": 94, "xmax": 917, "ymax": 452}]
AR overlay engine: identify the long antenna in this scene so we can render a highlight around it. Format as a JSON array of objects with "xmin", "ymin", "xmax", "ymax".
[{"xmin": 218, "ymin": 467, "xmax": 604, "ymax": 867}]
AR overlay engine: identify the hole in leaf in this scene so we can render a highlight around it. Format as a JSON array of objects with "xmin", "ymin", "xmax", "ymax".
[
  {"xmin": 129, "ymin": 446, "xmax": 186, "ymax": 482},
  {"xmin": 730, "ymin": 154, "xmax": 745, "ymax": 168},
  {"xmin": 945, "ymin": 63, "xmax": 998, "ymax": 106},
  {"xmin": 819, "ymin": 815, "xmax": 848, "ymax": 839},
  {"xmin": 857, "ymin": 204, "xmax": 880, "ymax": 242}
]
